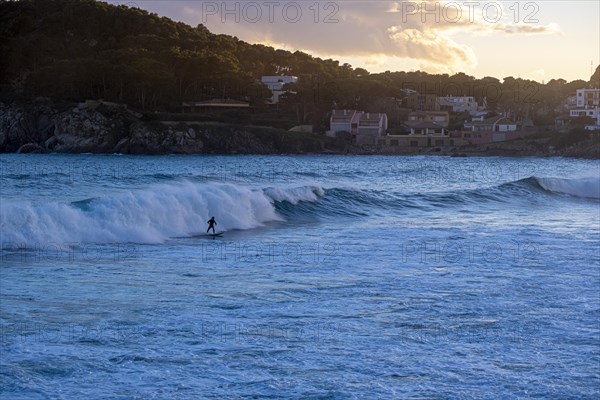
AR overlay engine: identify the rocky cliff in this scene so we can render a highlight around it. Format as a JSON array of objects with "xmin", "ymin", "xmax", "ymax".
[
  {"xmin": 0, "ymin": 100, "xmax": 335, "ymax": 155},
  {"xmin": 1, "ymin": 100, "xmax": 597, "ymax": 158}
]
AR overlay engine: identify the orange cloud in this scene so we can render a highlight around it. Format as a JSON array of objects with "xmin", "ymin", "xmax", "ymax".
[{"xmin": 176, "ymin": 1, "xmax": 562, "ymax": 75}]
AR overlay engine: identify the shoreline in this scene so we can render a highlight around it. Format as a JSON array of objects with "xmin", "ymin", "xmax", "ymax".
[
  {"xmin": 4, "ymin": 148, "xmax": 597, "ymax": 160},
  {"xmin": 1, "ymin": 100, "xmax": 598, "ymax": 159}
]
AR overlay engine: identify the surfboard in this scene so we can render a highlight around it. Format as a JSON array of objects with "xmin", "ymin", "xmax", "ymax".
[
  {"xmin": 190, "ymin": 231, "xmax": 224, "ymax": 238},
  {"xmin": 206, "ymin": 232, "xmax": 224, "ymax": 237}
]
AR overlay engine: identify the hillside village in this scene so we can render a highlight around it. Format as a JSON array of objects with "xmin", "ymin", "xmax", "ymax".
[
  {"xmin": 0, "ymin": 0, "xmax": 598, "ymax": 157},
  {"xmin": 199, "ymin": 77, "xmax": 600, "ymax": 152},
  {"xmin": 326, "ymin": 88, "xmax": 599, "ymax": 151}
]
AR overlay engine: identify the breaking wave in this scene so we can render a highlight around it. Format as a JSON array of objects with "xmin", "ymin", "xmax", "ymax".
[{"xmin": 2, "ymin": 175, "xmax": 597, "ymax": 248}]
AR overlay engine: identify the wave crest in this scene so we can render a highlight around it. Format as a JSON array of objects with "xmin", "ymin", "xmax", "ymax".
[
  {"xmin": 535, "ymin": 176, "xmax": 600, "ymax": 199},
  {"xmin": 1, "ymin": 182, "xmax": 325, "ymax": 247}
]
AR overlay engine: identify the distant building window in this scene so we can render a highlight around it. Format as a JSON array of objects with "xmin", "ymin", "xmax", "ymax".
[
  {"xmin": 390, "ymin": 140, "xmax": 399, "ymax": 146},
  {"xmin": 410, "ymin": 141, "xmax": 419, "ymax": 147},
  {"xmin": 435, "ymin": 139, "xmax": 444, "ymax": 146}
]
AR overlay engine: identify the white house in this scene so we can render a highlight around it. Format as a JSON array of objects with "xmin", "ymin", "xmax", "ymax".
[
  {"xmin": 357, "ymin": 112, "xmax": 388, "ymax": 137},
  {"xmin": 576, "ymin": 88, "xmax": 600, "ymax": 108},
  {"xmin": 463, "ymin": 115, "xmax": 520, "ymax": 132},
  {"xmin": 570, "ymin": 107, "xmax": 600, "ymax": 118},
  {"xmin": 261, "ymin": 76, "xmax": 298, "ymax": 104},
  {"xmin": 405, "ymin": 121, "xmax": 447, "ymax": 136},
  {"xmin": 329, "ymin": 109, "xmax": 361, "ymax": 135},
  {"xmin": 328, "ymin": 109, "xmax": 388, "ymax": 145},
  {"xmin": 438, "ymin": 96, "xmax": 478, "ymax": 114},
  {"xmin": 407, "ymin": 111, "xmax": 450, "ymax": 128},
  {"xmin": 566, "ymin": 88, "xmax": 600, "ymax": 129}
]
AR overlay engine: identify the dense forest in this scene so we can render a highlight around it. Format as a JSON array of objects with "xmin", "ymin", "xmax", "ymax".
[{"xmin": 1, "ymin": 0, "xmax": 598, "ymax": 129}]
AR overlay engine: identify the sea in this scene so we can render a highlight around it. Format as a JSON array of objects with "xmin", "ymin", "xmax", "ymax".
[{"xmin": 0, "ymin": 154, "xmax": 599, "ymax": 399}]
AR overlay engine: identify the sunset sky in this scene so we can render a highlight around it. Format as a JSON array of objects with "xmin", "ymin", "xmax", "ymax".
[{"xmin": 108, "ymin": 0, "xmax": 599, "ymax": 82}]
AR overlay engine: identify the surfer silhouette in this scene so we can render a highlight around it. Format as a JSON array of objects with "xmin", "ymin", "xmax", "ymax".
[{"xmin": 207, "ymin": 217, "xmax": 217, "ymax": 234}]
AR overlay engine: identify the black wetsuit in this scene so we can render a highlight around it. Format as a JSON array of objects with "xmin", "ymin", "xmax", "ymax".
[{"xmin": 207, "ymin": 218, "xmax": 217, "ymax": 233}]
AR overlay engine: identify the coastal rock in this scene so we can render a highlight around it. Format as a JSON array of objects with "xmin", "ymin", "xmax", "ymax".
[
  {"xmin": 127, "ymin": 122, "xmax": 164, "ymax": 154},
  {"xmin": 126, "ymin": 122, "xmax": 205, "ymax": 154},
  {"xmin": 4, "ymin": 99, "xmax": 594, "ymax": 158},
  {"xmin": 0, "ymin": 100, "xmax": 56, "ymax": 152},
  {"xmin": 53, "ymin": 104, "xmax": 129, "ymax": 153},
  {"xmin": 44, "ymin": 136, "xmax": 59, "ymax": 150},
  {"xmin": 17, "ymin": 142, "xmax": 46, "ymax": 153},
  {"xmin": 0, "ymin": 100, "xmax": 333, "ymax": 155},
  {"xmin": 560, "ymin": 140, "xmax": 600, "ymax": 159}
]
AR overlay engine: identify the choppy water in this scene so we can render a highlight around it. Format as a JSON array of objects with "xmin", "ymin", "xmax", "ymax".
[{"xmin": 1, "ymin": 154, "xmax": 599, "ymax": 398}]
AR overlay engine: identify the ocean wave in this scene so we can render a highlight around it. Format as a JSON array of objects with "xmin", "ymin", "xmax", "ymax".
[
  {"xmin": 534, "ymin": 176, "xmax": 600, "ymax": 199},
  {"xmin": 3, "ymin": 175, "xmax": 596, "ymax": 248},
  {"xmin": 1, "ymin": 182, "xmax": 325, "ymax": 247},
  {"xmin": 476, "ymin": 175, "xmax": 600, "ymax": 201}
]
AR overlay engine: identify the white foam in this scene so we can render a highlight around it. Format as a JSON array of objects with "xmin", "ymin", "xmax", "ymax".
[
  {"xmin": 537, "ymin": 176, "xmax": 600, "ymax": 199},
  {"xmin": 0, "ymin": 182, "xmax": 323, "ymax": 247}
]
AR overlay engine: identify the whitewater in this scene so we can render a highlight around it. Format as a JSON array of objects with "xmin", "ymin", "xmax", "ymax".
[{"xmin": 1, "ymin": 154, "xmax": 599, "ymax": 398}]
